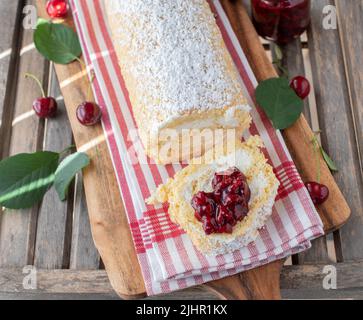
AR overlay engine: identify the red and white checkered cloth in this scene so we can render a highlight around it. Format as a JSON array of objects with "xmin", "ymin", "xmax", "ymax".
[{"xmin": 71, "ymin": 0, "xmax": 324, "ymax": 295}]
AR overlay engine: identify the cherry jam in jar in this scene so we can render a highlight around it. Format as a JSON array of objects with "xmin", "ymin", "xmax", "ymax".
[{"xmin": 251, "ymin": 0, "xmax": 311, "ymax": 44}]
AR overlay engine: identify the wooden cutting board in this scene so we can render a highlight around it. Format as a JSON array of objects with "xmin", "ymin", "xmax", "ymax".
[{"xmin": 36, "ymin": 0, "xmax": 350, "ymax": 299}]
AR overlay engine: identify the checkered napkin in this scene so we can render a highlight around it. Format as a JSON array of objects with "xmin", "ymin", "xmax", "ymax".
[{"xmin": 71, "ymin": 0, "xmax": 324, "ymax": 295}]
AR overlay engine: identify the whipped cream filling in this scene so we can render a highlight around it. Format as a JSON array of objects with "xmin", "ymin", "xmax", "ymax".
[
  {"xmin": 152, "ymin": 104, "xmax": 251, "ymax": 134},
  {"xmin": 183, "ymin": 148, "xmax": 255, "ymax": 201}
]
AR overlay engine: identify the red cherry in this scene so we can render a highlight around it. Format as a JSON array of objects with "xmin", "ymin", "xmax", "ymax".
[
  {"xmin": 76, "ymin": 102, "xmax": 102, "ymax": 126},
  {"xmin": 25, "ymin": 73, "xmax": 58, "ymax": 118},
  {"xmin": 46, "ymin": 0, "xmax": 69, "ymax": 19},
  {"xmin": 216, "ymin": 205, "xmax": 230, "ymax": 225},
  {"xmin": 202, "ymin": 219, "xmax": 214, "ymax": 235},
  {"xmin": 33, "ymin": 97, "xmax": 58, "ymax": 118},
  {"xmin": 290, "ymin": 76, "xmax": 311, "ymax": 100},
  {"xmin": 305, "ymin": 181, "xmax": 329, "ymax": 205},
  {"xmin": 222, "ymin": 193, "xmax": 243, "ymax": 207}
]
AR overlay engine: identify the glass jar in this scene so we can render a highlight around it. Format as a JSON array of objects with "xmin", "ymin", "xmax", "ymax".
[{"xmin": 251, "ymin": 0, "xmax": 311, "ymax": 44}]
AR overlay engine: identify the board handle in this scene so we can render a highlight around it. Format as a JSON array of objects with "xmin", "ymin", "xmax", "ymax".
[{"xmin": 203, "ymin": 260, "xmax": 284, "ymax": 300}]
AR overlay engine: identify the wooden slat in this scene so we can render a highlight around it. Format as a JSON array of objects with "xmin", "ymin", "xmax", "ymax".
[
  {"xmin": 294, "ymin": 241, "xmax": 330, "ymax": 265},
  {"xmin": 0, "ymin": 0, "xmax": 49, "ymax": 267},
  {"xmin": 33, "ymin": 67, "xmax": 73, "ymax": 269},
  {"xmin": 0, "ymin": 1, "xmax": 22, "ymax": 142},
  {"xmin": 0, "ymin": 293, "xmax": 120, "ymax": 300},
  {"xmin": 0, "ymin": 269, "xmax": 113, "ymax": 294},
  {"xmin": 70, "ymin": 174, "xmax": 100, "ymax": 269},
  {"xmin": 281, "ymin": 288, "xmax": 363, "ymax": 300},
  {"xmin": 335, "ymin": 2, "xmax": 363, "ymax": 179},
  {"xmin": 335, "ymin": 0, "xmax": 363, "ymax": 260},
  {"xmin": 276, "ymin": 40, "xmax": 330, "ymax": 264},
  {"xmin": 1, "ymin": 261, "xmax": 363, "ymax": 296},
  {"xmin": 2, "ymin": 288, "xmax": 363, "ymax": 300},
  {"xmin": 308, "ymin": 0, "xmax": 363, "ymax": 261}
]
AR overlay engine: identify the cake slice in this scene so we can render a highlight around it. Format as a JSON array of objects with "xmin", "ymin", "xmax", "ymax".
[{"xmin": 148, "ymin": 136, "xmax": 279, "ymax": 255}]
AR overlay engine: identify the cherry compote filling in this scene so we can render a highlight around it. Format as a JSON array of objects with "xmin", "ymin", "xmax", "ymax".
[{"xmin": 191, "ymin": 167, "xmax": 251, "ymax": 235}]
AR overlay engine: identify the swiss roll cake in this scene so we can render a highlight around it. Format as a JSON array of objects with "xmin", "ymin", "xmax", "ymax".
[{"xmin": 105, "ymin": 0, "xmax": 251, "ymax": 163}]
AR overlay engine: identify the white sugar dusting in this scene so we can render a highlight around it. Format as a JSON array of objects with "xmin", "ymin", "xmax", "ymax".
[{"xmin": 106, "ymin": 0, "xmax": 242, "ymax": 115}]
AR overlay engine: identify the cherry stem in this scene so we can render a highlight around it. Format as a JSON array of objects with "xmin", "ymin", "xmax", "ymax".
[
  {"xmin": 25, "ymin": 73, "xmax": 46, "ymax": 98},
  {"xmin": 75, "ymin": 57, "xmax": 87, "ymax": 69},
  {"xmin": 272, "ymin": 44, "xmax": 289, "ymax": 78},
  {"xmin": 311, "ymin": 135, "xmax": 321, "ymax": 183},
  {"xmin": 74, "ymin": 56, "xmax": 95, "ymax": 101},
  {"xmin": 86, "ymin": 70, "xmax": 95, "ymax": 101},
  {"xmin": 59, "ymin": 145, "xmax": 76, "ymax": 158},
  {"xmin": 273, "ymin": 61, "xmax": 289, "ymax": 78}
]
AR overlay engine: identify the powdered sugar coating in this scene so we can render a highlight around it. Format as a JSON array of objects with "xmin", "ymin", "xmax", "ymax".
[{"xmin": 105, "ymin": 0, "xmax": 244, "ymax": 118}]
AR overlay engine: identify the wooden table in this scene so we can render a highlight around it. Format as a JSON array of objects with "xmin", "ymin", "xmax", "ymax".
[{"xmin": 0, "ymin": 0, "xmax": 362, "ymax": 300}]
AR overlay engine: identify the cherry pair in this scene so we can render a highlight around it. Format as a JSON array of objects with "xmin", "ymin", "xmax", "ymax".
[
  {"xmin": 289, "ymin": 77, "xmax": 330, "ymax": 204},
  {"xmin": 26, "ymin": 73, "xmax": 101, "ymax": 126}
]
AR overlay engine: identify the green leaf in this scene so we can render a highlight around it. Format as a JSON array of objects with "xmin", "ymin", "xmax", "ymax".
[
  {"xmin": 0, "ymin": 152, "xmax": 59, "ymax": 209},
  {"xmin": 34, "ymin": 18, "xmax": 82, "ymax": 64},
  {"xmin": 255, "ymin": 77, "xmax": 303, "ymax": 129},
  {"xmin": 54, "ymin": 152, "xmax": 90, "ymax": 201},
  {"xmin": 320, "ymin": 147, "xmax": 339, "ymax": 172}
]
